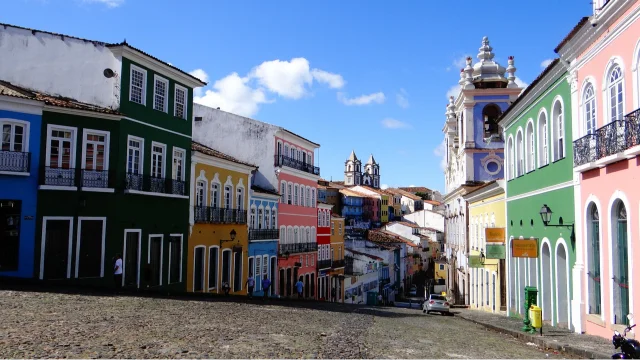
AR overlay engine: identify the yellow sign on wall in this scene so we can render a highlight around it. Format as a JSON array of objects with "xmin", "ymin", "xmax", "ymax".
[
  {"xmin": 511, "ymin": 239, "xmax": 538, "ymax": 258},
  {"xmin": 485, "ymin": 228, "xmax": 505, "ymax": 243}
]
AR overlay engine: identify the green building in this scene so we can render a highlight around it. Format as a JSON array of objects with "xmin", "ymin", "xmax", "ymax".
[
  {"xmin": 5, "ymin": 28, "xmax": 208, "ymax": 291},
  {"xmin": 499, "ymin": 59, "xmax": 575, "ymax": 329}
]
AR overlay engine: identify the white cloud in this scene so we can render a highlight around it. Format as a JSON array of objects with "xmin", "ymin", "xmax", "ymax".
[
  {"xmin": 396, "ymin": 88, "xmax": 409, "ymax": 108},
  {"xmin": 310, "ymin": 69, "xmax": 345, "ymax": 89},
  {"xmin": 433, "ymin": 139, "xmax": 447, "ymax": 172},
  {"xmin": 193, "ymin": 72, "xmax": 270, "ymax": 118},
  {"xmin": 515, "ymin": 76, "xmax": 529, "ymax": 89},
  {"xmin": 381, "ymin": 184, "xmax": 389, "ymax": 190},
  {"xmin": 189, "ymin": 69, "xmax": 209, "ymax": 97},
  {"xmin": 83, "ymin": 0, "xmax": 124, "ymax": 7},
  {"xmin": 409, "ymin": 184, "xmax": 416, "ymax": 187},
  {"xmin": 250, "ymin": 58, "xmax": 313, "ymax": 99},
  {"xmin": 540, "ymin": 59, "xmax": 554, "ymax": 69},
  {"xmin": 337, "ymin": 92, "xmax": 385, "ymax": 106},
  {"xmin": 446, "ymin": 55, "xmax": 471, "ymax": 71},
  {"xmin": 446, "ymin": 84, "xmax": 461, "ymax": 99},
  {"xmin": 381, "ymin": 118, "xmax": 411, "ymax": 129}
]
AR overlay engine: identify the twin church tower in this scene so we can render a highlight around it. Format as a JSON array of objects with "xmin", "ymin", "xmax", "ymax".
[{"xmin": 343, "ymin": 150, "xmax": 381, "ymax": 189}]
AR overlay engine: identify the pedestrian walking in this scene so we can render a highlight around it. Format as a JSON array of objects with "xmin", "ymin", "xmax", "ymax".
[
  {"xmin": 246, "ymin": 273, "xmax": 255, "ymax": 299},
  {"xmin": 377, "ymin": 293, "xmax": 383, "ymax": 306},
  {"xmin": 113, "ymin": 253, "xmax": 123, "ymax": 292},
  {"xmin": 222, "ymin": 282, "xmax": 230, "ymax": 296},
  {"xmin": 261, "ymin": 275, "xmax": 271, "ymax": 301},
  {"xmin": 295, "ymin": 277, "xmax": 304, "ymax": 299}
]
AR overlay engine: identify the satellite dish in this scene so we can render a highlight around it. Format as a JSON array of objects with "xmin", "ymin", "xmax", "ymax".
[{"xmin": 103, "ymin": 68, "xmax": 115, "ymax": 78}]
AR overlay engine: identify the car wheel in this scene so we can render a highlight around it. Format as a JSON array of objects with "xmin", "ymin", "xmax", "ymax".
[
  {"xmin": 440, "ymin": 312, "xmax": 446, "ymax": 316},
  {"xmin": 423, "ymin": 309, "xmax": 427, "ymax": 313}
]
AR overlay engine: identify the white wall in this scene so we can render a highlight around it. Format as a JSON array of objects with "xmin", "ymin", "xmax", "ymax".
[
  {"xmin": 0, "ymin": 25, "xmax": 121, "ymax": 109},
  {"xmin": 384, "ymin": 223, "xmax": 419, "ymax": 245},
  {"xmin": 193, "ymin": 104, "xmax": 280, "ymax": 190},
  {"xmin": 402, "ymin": 210, "xmax": 444, "ymax": 232}
]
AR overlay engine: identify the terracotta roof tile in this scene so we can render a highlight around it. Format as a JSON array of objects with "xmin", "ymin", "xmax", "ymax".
[
  {"xmin": 192, "ymin": 141, "xmax": 257, "ymax": 168},
  {"xmin": 345, "ymin": 248, "xmax": 383, "ymax": 261},
  {"xmin": 339, "ymin": 188, "xmax": 366, "ymax": 197},
  {"xmin": 399, "ymin": 186, "xmax": 432, "ymax": 193},
  {"xmin": 387, "ymin": 221, "xmax": 420, "ymax": 229},
  {"xmin": 425, "ymin": 200, "xmax": 442, "ymax": 206}
]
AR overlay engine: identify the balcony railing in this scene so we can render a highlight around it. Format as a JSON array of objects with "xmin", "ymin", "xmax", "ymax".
[
  {"xmin": 274, "ymin": 155, "xmax": 320, "ymax": 176},
  {"xmin": 81, "ymin": 169, "xmax": 111, "ymax": 188},
  {"xmin": 278, "ymin": 242, "xmax": 318, "ymax": 255},
  {"xmin": 331, "ymin": 259, "xmax": 345, "ymax": 269},
  {"xmin": 193, "ymin": 206, "xmax": 247, "ymax": 224},
  {"xmin": 318, "ymin": 259, "xmax": 332, "ymax": 270},
  {"xmin": 125, "ymin": 173, "xmax": 186, "ymax": 196},
  {"xmin": 0, "ymin": 151, "xmax": 30, "ymax": 173},
  {"xmin": 249, "ymin": 228, "xmax": 279, "ymax": 240},
  {"xmin": 41, "ymin": 166, "xmax": 75, "ymax": 186},
  {"xmin": 573, "ymin": 109, "xmax": 640, "ymax": 168}
]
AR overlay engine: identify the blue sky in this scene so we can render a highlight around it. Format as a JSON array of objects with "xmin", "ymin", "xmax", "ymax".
[{"xmin": 4, "ymin": 0, "xmax": 591, "ymax": 192}]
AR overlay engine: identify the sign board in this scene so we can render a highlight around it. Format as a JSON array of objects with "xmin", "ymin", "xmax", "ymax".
[
  {"xmin": 485, "ymin": 244, "xmax": 506, "ymax": 259},
  {"xmin": 511, "ymin": 239, "xmax": 538, "ymax": 258},
  {"xmin": 469, "ymin": 255, "xmax": 483, "ymax": 268},
  {"xmin": 485, "ymin": 228, "xmax": 505, "ymax": 243}
]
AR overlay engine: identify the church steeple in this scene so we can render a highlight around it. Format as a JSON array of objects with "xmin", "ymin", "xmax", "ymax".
[{"xmin": 344, "ymin": 150, "xmax": 361, "ymax": 186}]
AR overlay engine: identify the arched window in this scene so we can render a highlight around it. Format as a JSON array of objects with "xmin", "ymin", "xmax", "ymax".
[
  {"xmin": 525, "ymin": 121, "xmax": 535, "ymax": 172},
  {"xmin": 250, "ymin": 205, "xmax": 257, "ymax": 229},
  {"xmin": 516, "ymin": 130, "xmax": 524, "ymax": 176},
  {"xmin": 196, "ymin": 180, "xmax": 206, "ymax": 206},
  {"xmin": 587, "ymin": 203, "xmax": 601, "ymax": 315},
  {"xmin": 552, "ymin": 100, "xmax": 565, "ymax": 161},
  {"xmin": 608, "ymin": 65, "xmax": 624, "ymax": 122},
  {"xmin": 537, "ymin": 111, "xmax": 548, "ymax": 166},
  {"xmin": 483, "ymin": 104, "xmax": 502, "ymax": 141},
  {"xmin": 507, "ymin": 137, "xmax": 514, "ymax": 179},
  {"xmin": 583, "ymin": 83, "xmax": 597, "ymax": 134},
  {"xmin": 293, "ymin": 184, "xmax": 299, "ymax": 206},
  {"xmin": 284, "ymin": 144, "xmax": 289, "ymax": 157},
  {"xmin": 211, "ymin": 181, "xmax": 220, "ymax": 208}
]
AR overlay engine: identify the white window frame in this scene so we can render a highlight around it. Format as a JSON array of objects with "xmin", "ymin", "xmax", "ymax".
[
  {"xmin": 516, "ymin": 129, "xmax": 524, "ymax": 177},
  {"xmin": 294, "ymin": 184, "xmax": 299, "ymax": 206},
  {"xmin": 126, "ymin": 135, "xmax": 144, "ymax": 175},
  {"xmin": 583, "ymin": 82, "xmax": 597, "ymax": 135},
  {"xmin": 606, "ymin": 64, "xmax": 625, "ymax": 123},
  {"xmin": 39, "ymin": 216, "xmax": 74, "ymax": 280},
  {"xmin": 193, "ymin": 245, "xmax": 206, "ymax": 291},
  {"xmin": 81, "ymin": 128, "xmax": 110, "ymax": 171},
  {"xmin": 172, "ymin": 147, "xmax": 186, "ymax": 181},
  {"xmin": 148, "ymin": 234, "xmax": 164, "ymax": 286},
  {"xmin": 507, "ymin": 136, "xmax": 514, "ymax": 180},
  {"xmin": 45, "ymin": 124, "xmax": 78, "ymax": 169},
  {"xmin": 74, "ymin": 217, "xmax": 107, "ymax": 279},
  {"xmin": 224, "ymin": 181, "xmax": 233, "ymax": 209},
  {"xmin": 129, "ymin": 65, "xmax": 147, "ymax": 106},
  {"xmin": 0, "ymin": 119, "xmax": 30, "ymax": 153},
  {"xmin": 525, "ymin": 120, "xmax": 534, "ymax": 172},
  {"xmin": 236, "ymin": 184, "xmax": 245, "ymax": 211},
  {"xmin": 258, "ymin": 205, "xmax": 264, "ymax": 229},
  {"xmin": 265, "ymin": 208, "xmax": 271, "ymax": 229},
  {"xmin": 174, "ymin": 84, "xmax": 188, "ymax": 120},
  {"xmin": 150, "ymin": 141, "xmax": 167, "ymax": 178},
  {"xmin": 271, "ymin": 208, "xmax": 277, "ymax": 229},
  {"xmin": 153, "ymin": 75, "xmax": 169, "ymax": 113},
  {"xmin": 536, "ymin": 110, "xmax": 549, "ymax": 167},
  {"xmin": 167, "ymin": 233, "xmax": 183, "ymax": 284},
  {"xmin": 196, "ymin": 179, "xmax": 206, "ymax": 206},
  {"xmin": 250, "ymin": 205, "xmax": 257, "ymax": 229},
  {"xmin": 211, "ymin": 180, "xmax": 221, "ymax": 208}
]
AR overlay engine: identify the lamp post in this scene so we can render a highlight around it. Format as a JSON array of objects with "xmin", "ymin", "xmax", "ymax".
[
  {"xmin": 539, "ymin": 204, "xmax": 575, "ymax": 245},
  {"xmin": 479, "ymin": 250, "xmax": 486, "ymax": 265},
  {"xmin": 220, "ymin": 229, "xmax": 237, "ymax": 247}
]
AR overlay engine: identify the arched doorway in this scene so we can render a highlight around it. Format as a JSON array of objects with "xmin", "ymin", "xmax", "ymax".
[
  {"xmin": 613, "ymin": 201, "xmax": 629, "ymax": 325},
  {"xmin": 518, "ymin": 258, "xmax": 526, "ymax": 315},
  {"xmin": 556, "ymin": 242, "xmax": 569, "ymax": 328},
  {"xmin": 509, "ymin": 238, "xmax": 516, "ymax": 312},
  {"xmin": 587, "ymin": 203, "xmax": 602, "ymax": 315},
  {"xmin": 541, "ymin": 242, "xmax": 552, "ymax": 322}
]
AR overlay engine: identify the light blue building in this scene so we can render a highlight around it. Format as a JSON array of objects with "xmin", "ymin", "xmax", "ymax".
[
  {"xmin": 248, "ymin": 184, "xmax": 280, "ymax": 297},
  {"xmin": 0, "ymin": 83, "xmax": 44, "ymax": 278},
  {"xmin": 340, "ymin": 189, "xmax": 364, "ymax": 223}
]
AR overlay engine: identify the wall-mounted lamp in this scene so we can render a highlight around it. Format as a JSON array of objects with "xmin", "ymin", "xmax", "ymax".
[{"xmin": 539, "ymin": 204, "xmax": 575, "ymax": 245}]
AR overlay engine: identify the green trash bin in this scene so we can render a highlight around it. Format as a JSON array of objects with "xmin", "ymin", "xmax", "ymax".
[{"xmin": 522, "ymin": 286, "xmax": 538, "ymax": 333}]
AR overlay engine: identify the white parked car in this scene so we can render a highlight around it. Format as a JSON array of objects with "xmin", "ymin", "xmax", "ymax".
[{"xmin": 423, "ymin": 294, "xmax": 450, "ymax": 315}]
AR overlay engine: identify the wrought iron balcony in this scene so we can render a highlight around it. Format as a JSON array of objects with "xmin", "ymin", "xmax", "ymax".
[
  {"xmin": 193, "ymin": 206, "xmax": 247, "ymax": 224},
  {"xmin": 573, "ymin": 109, "xmax": 640, "ymax": 168},
  {"xmin": 278, "ymin": 242, "xmax": 318, "ymax": 256},
  {"xmin": 81, "ymin": 169, "xmax": 111, "ymax": 188},
  {"xmin": 331, "ymin": 259, "xmax": 345, "ymax": 269},
  {"xmin": 41, "ymin": 166, "xmax": 75, "ymax": 186},
  {"xmin": 249, "ymin": 228, "xmax": 279, "ymax": 240},
  {"xmin": 274, "ymin": 155, "xmax": 320, "ymax": 176},
  {"xmin": 125, "ymin": 173, "xmax": 187, "ymax": 196},
  {"xmin": 318, "ymin": 259, "xmax": 332, "ymax": 270},
  {"xmin": 0, "ymin": 151, "xmax": 30, "ymax": 173}
]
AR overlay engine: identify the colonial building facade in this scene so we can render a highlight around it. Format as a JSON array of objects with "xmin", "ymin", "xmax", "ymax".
[
  {"xmin": 317, "ymin": 202, "xmax": 333, "ymax": 300},
  {"xmin": 442, "ymin": 37, "xmax": 523, "ymax": 305},
  {"xmin": 248, "ymin": 184, "xmax": 279, "ymax": 297}
]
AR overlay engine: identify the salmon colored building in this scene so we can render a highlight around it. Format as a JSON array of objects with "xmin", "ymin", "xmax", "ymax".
[
  {"xmin": 275, "ymin": 134, "xmax": 320, "ymax": 298},
  {"xmin": 558, "ymin": 0, "xmax": 640, "ymax": 336},
  {"xmin": 317, "ymin": 202, "xmax": 333, "ymax": 299}
]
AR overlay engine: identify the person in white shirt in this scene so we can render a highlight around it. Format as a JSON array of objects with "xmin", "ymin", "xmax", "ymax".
[{"xmin": 113, "ymin": 253, "xmax": 123, "ymax": 290}]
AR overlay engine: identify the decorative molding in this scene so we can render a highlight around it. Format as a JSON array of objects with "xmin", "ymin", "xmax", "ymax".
[
  {"xmin": 506, "ymin": 180, "xmax": 574, "ymax": 202},
  {"xmin": 123, "ymin": 116, "xmax": 191, "ymax": 139}
]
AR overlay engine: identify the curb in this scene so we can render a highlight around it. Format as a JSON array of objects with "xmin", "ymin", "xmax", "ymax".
[{"xmin": 456, "ymin": 313, "xmax": 611, "ymax": 359}]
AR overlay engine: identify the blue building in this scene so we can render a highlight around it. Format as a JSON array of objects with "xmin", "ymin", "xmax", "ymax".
[
  {"xmin": 248, "ymin": 184, "xmax": 280, "ymax": 297},
  {"xmin": 339, "ymin": 189, "xmax": 364, "ymax": 223},
  {"xmin": 0, "ymin": 83, "xmax": 44, "ymax": 278}
]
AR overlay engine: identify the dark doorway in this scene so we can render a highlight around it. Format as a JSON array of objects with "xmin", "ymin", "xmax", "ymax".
[
  {"xmin": 270, "ymin": 257, "xmax": 276, "ymax": 296},
  {"xmin": 233, "ymin": 250, "xmax": 242, "ymax": 292},
  {"xmin": 42, "ymin": 218, "xmax": 71, "ymax": 279},
  {"xmin": 0, "ymin": 200, "xmax": 21, "ymax": 271},
  {"xmin": 124, "ymin": 231, "xmax": 140, "ymax": 287},
  {"xmin": 169, "ymin": 235, "xmax": 182, "ymax": 284},
  {"xmin": 499, "ymin": 259, "xmax": 506, "ymax": 311},
  {"xmin": 286, "ymin": 268, "xmax": 292, "ymax": 296},
  {"xmin": 194, "ymin": 246, "xmax": 205, "ymax": 292},
  {"xmin": 305, "ymin": 273, "xmax": 310, "ymax": 298},
  {"xmin": 77, "ymin": 219, "xmax": 104, "ymax": 278},
  {"xmin": 222, "ymin": 250, "xmax": 231, "ymax": 285},
  {"xmin": 149, "ymin": 236, "xmax": 162, "ymax": 287},
  {"xmin": 279, "ymin": 268, "xmax": 285, "ymax": 296}
]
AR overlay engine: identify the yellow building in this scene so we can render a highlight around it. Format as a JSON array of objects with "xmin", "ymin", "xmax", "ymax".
[
  {"xmin": 188, "ymin": 142, "xmax": 257, "ymax": 294},
  {"xmin": 329, "ymin": 214, "xmax": 346, "ymax": 302},
  {"xmin": 380, "ymin": 193, "xmax": 389, "ymax": 223},
  {"xmin": 383, "ymin": 189, "xmax": 403, "ymax": 218},
  {"xmin": 463, "ymin": 179, "xmax": 506, "ymax": 314}
]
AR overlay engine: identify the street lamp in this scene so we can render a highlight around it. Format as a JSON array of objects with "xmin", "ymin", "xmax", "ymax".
[
  {"xmin": 479, "ymin": 250, "xmax": 486, "ymax": 265},
  {"xmin": 220, "ymin": 229, "xmax": 237, "ymax": 247},
  {"xmin": 539, "ymin": 204, "xmax": 575, "ymax": 245}
]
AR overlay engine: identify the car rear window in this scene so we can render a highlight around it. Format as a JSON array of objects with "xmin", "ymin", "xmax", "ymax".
[{"xmin": 430, "ymin": 295, "xmax": 446, "ymax": 301}]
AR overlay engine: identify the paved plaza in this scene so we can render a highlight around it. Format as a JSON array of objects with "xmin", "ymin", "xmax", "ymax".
[{"xmin": 0, "ymin": 290, "xmax": 583, "ymax": 358}]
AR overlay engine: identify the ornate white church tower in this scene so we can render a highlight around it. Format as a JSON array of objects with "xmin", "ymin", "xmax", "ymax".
[
  {"xmin": 363, "ymin": 154, "xmax": 380, "ymax": 189},
  {"xmin": 344, "ymin": 150, "xmax": 362, "ymax": 186}
]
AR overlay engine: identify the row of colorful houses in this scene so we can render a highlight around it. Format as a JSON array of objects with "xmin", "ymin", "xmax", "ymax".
[
  {"xmin": 443, "ymin": 0, "xmax": 640, "ymax": 340},
  {"xmin": 0, "ymin": 22, "xmax": 349, "ymax": 301}
]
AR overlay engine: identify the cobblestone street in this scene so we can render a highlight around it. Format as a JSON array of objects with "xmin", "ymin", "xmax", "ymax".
[{"xmin": 0, "ymin": 291, "xmax": 575, "ymax": 358}]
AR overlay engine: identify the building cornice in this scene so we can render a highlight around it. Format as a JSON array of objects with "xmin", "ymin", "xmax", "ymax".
[
  {"xmin": 192, "ymin": 151, "xmax": 255, "ymax": 175},
  {"xmin": 44, "ymin": 105, "xmax": 121, "ymax": 121},
  {"xmin": 0, "ymin": 94, "xmax": 43, "ymax": 115},
  {"xmin": 275, "ymin": 128, "xmax": 320, "ymax": 150},
  {"xmin": 463, "ymin": 180, "xmax": 506, "ymax": 203},
  {"xmin": 249, "ymin": 190, "xmax": 280, "ymax": 200},
  {"xmin": 317, "ymin": 203, "xmax": 334, "ymax": 210}
]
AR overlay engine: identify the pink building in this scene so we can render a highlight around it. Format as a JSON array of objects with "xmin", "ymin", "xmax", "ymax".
[
  {"xmin": 558, "ymin": 0, "xmax": 640, "ymax": 337},
  {"xmin": 275, "ymin": 135, "xmax": 321, "ymax": 298}
]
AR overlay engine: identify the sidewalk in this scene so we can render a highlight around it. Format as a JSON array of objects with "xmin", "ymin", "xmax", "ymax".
[{"xmin": 455, "ymin": 308, "xmax": 612, "ymax": 359}]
